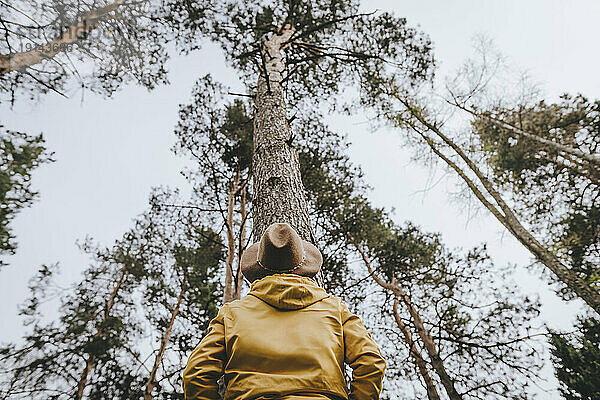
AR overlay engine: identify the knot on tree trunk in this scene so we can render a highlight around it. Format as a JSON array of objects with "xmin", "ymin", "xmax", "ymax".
[{"xmin": 267, "ymin": 176, "xmax": 282, "ymax": 188}]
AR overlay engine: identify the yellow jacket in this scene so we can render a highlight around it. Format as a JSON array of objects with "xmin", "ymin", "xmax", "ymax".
[{"xmin": 183, "ymin": 274, "xmax": 385, "ymax": 400}]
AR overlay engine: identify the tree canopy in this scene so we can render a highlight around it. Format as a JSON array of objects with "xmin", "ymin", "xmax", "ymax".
[{"xmin": 472, "ymin": 94, "xmax": 600, "ymax": 296}]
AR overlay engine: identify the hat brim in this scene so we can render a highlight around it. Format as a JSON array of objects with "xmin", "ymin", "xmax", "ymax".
[{"xmin": 240, "ymin": 239, "xmax": 323, "ymax": 283}]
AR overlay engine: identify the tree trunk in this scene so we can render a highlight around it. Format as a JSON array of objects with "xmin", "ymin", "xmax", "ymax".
[
  {"xmin": 351, "ymin": 239, "xmax": 463, "ymax": 400},
  {"xmin": 394, "ymin": 284, "xmax": 463, "ymax": 400},
  {"xmin": 251, "ymin": 24, "xmax": 323, "ymax": 285},
  {"xmin": 75, "ymin": 264, "xmax": 127, "ymax": 399},
  {"xmin": 234, "ymin": 184, "xmax": 248, "ymax": 299},
  {"xmin": 143, "ymin": 277, "xmax": 187, "ymax": 400},
  {"xmin": 75, "ymin": 355, "xmax": 96, "ymax": 400},
  {"xmin": 0, "ymin": 0, "xmax": 127, "ymax": 74},
  {"xmin": 393, "ymin": 298, "xmax": 441, "ymax": 400},
  {"xmin": 252, "ymin": 24, "xmax": 313, "ymax": 243},
  {"xmin": 223, "ymin": 173, "xmax": 239, "ymax": 304},
  {"xmin": 400, "ymin": 99, "xmax": 600, "ymax": 315}
]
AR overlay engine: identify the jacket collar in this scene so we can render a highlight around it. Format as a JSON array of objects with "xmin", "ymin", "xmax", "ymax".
[{"xmin": 249, "ymin": 273, "xmax": 330, "ymax": 310}]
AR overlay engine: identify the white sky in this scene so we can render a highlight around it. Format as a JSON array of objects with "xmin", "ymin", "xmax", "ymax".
[{"xmin": 1, "ymin": 1, "xmax": 600, "ymax": 398}]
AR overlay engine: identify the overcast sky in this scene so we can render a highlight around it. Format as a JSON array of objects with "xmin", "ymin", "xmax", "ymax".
[{"xmin": 2, "ymin": 1, "xmax": 600, "ymax": 398}]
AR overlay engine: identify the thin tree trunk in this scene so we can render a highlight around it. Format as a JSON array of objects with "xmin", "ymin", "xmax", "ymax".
[
  {"xmin": 351, "ymin": 239, "xmax": 463, "ymax": 400},
  {"xmin": 234, "ymin": 184, "xmax": 247, "ymax": 299},
  {"xmin": 143, "ymin": 277, "xmax": 187, "ymax": 400},
  {"xmin": 75, "ymin": 355, "xmax": 96, "ymax": 400},
  {"xmin": 400, "ymin": 99, "xmax": 600, "ymax": 315},
  {"xmin": 393, "ymin": 298, "xmax": 441, "ymax": 400},
  {"xmin": 0, "ymin": 0, "xmax": 127, "ymax": 74},
  {"xmin": 394, "ymin": 284, "xmax": 462, "ymax": 400},
  {"xmin": 75, "ymin": 264, "xmax": 127, "ymax": 399},
  {"xmin": 252, "ymin": 24, "xmax": 313, "ymax": 243},
  {"xmin": 223, "ymin": 173, "xmax": 239, "ymax": 304}
]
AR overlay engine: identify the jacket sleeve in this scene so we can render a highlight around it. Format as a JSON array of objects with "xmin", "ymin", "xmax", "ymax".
[
  {"xmin": 182, "ymin": 305, "xmax": 227, "ymax": 400},
  {"xmin": 342, "ymin": 301, "xmax": 386, "ymax": 400}
]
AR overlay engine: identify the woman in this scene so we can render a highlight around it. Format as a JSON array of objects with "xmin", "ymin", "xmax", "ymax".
[{"xmin": 183, "ymin": 222, "xmax": 386, "ymax": 400}]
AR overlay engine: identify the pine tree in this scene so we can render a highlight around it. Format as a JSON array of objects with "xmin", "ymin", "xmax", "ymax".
[
  {"xmin": 376, "ymin": 55, "xmax": 600, "ymax": 314},
  {"xmin": 136, "ymin": 202, "xmax": 223, "ymax": 399},
  {"xmin": 343, "ymin": 209, "xmax": 542, "ymax": 399},
  {"xmin": 0, "ymin": 200, "xmax": 224, "ymax": 399},
  {"xmin": 178, "ymin": 0, "xmax": 434, "ymax": 250},
  {"xmin": 470, "ymin": 95, "xmax": 600, "ymax": 302},
  {"xmin": 0, "ymin": 228, "xmax": 148, "ymax": 399}
]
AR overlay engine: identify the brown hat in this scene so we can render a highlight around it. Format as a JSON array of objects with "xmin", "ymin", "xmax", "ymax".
[{"xmin": 240, "ymin": 223, "xmax": 323, "ymax": 283}]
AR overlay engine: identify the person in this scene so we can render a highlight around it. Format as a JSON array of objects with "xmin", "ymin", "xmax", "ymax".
[{"xmin": 183, "ymin": 222, "xmax": 386, "ymax": 400}]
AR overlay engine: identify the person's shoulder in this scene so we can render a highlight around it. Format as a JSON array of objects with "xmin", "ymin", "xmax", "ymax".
[
  {"xmin": 325, "ymin": 294, "xmax": 346, "ymax": 306},
  {"xmin": 221, "ymin": 294, "xmax": 264, "ymax": 314},
  {"xmin": 318, "ymin": 294, "xmax": 346, "ymax": 314},
  {"xmin": 325, "ymin": 296, "xmax": 357, "ymax": 318}
]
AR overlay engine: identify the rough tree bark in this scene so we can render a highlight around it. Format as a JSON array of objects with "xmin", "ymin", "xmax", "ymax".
[
  {"xmin": 251, "ymin": 24, "xmax": 324, "ymax": 285},
  {"xmin": 143, "ymin": 277, "xmax": 187, "ymax": 400},
  {"xmin": 0, "ymin": 0, "xmax": 127, "ymax": 74},
  {"xmin": 75, "ymin": 263, "xmax": 127, "ymax": 400},
  {"xmin": 252, "ymin": 24, "xmax": 313, "ymax": 243}
]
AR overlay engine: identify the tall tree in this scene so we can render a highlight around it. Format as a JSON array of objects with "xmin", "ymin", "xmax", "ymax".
[
  {"xmin": 177, "ymin": 0, "xmax": 434, "ymax": 244},
  {"xmin": 368, "ymin": 47, "xmax": 600, "ymax": 314},
  {"xmin": 76, "ymin": 196, "xmax": 225, "ymax": 400},
  {"xmin": 468, "ymin": 95, "xmax": 600, "ymax": 300},
  {"xmin": 138, "ymin": 206, "xmax": 223, "ymax": 400},
  {"xmin": 329, "ymin": 194, "xmax": 543, "ymax": 400},
  {"xmin": 0, "ymin": 126, "xmax": 53, "ymax": 265},
  {"xmin": 0, "ymin": 198, "xmax": 224, "ymax": 400},
  {"xmin": 0, "ymin": 228, "xmax": 148, "ymax": 399}
]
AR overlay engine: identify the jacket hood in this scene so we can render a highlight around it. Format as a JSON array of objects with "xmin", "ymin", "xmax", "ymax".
[{"xmin": 248, "ymin": 273, "xmax": 330, "ymax": 310}]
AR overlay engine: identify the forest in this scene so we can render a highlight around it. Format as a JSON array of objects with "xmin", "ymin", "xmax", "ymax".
[{"xmin": 0, "ymin": 1, "xmax": 599, "ymax": 399}]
